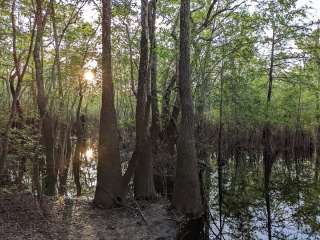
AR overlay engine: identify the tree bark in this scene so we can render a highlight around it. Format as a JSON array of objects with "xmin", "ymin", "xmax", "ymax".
[
  {"xmin": 124, "ymin": 21, "xmax": 137, "ymax": 97},
  {"xmin": 34, "ymin": 0, "xmax": 56, "ymax": 196},
  {"xmin": 58, "ymin": 125, "xmax": 72, "ymax": 195},
  {"xmin": 315, "ymin": 23, "xmax": 320, "ymax": 182},
  {"xmin": 148, "ymin": 0, "xmax": 160, "ymax": 153},
  {"xmin": 50, "ymin": 0, "xmax": 63, "ymax": 97},
  {"xmin": 73, "ymin": 107, "xmax": 86, "ymax": 196},
  {"xmin": 262, "ymin": 25, "xmax": 276, "ymax": 240},
  {"xmin": 133, "ymin": 0, "xmax": 156, "ymax": 200},
  {"xmin": 172, "ymin": 0, "xmax": 203, "ymax": 217},
  {"xmin": 73, "ymin": 142, "xmax": 82, "ymax": 196},
  {"xmin": 94, "ymin": 0, "xmax": 123, "ymax": 208}
]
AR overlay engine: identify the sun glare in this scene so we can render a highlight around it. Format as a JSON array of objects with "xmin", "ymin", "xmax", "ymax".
[
  {"xmin": 84, "ymin": 70, "xmax": 95, "ymax": 84},
  {"xmin": 85, "ymin": 148, "xmax": 94, "ymax": 160}
]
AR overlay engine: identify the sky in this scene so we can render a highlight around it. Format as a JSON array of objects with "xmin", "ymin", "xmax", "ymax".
[{"xmin": 298, "ymin": 0, "xmax": 320, "ymax": 20}]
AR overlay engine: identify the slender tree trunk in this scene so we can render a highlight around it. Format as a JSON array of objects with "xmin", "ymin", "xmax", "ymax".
[
  {"xmin": 263, "ymin": 27, "xmax": 275, "ymax": 183},
  {"xmin": 161, "ymin": 74, "xmax": 176, "ymax": 128},
  {"xmin": 58, "ymin": 125, "xmax": 72, "ymax": 195},
  {"xmin": 265, "ymin": 164, "xmax": 272, "ymax": 240},
  {"xmin": 94, "ymin": 0, "xmax": 123, "ymax": 208},
  {"xmin": 172, "ymin": 0, "xmax": 203, "ymax": 217},
  {"xmin": 50, "ymin": 0, "xmax": 63, "ymax": 97},
  {"xmin": 50, "ymin": 0, "xmax": 64, "ymax": 177},
  {"xmin": 73, "ymin": 98, "xmax": 86, "ymax": 196},
  {"xmin": 73, "ymin": 142, "xmax": 82, "ymax": 196},
  {"xmin": 161, "ymin": 19, "xmax": 180, "ymax": 155},
  {"xmin": 124, "ymin": 21, "xmax": 136, "ymax": 97},
  {"xmin": 315, "ymin": 23, "xmax": 320, "ymax": 181},
  {"xmin": 163, "ymin": 96, "xmax": 180, "ymax": 155},
  {"xmin": 217, "ymin": 61, "xmax": 225, "ymax": 237},
  {"xmin": 262, "ymin": 26, "xmax": 276, "ymax": 240}
]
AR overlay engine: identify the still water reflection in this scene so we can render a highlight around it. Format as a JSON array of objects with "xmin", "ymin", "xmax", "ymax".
[
  {"xmin": 209, "ymin": 157, "xmax": 320, "ymax": 239},
  {"xmin": 76, "ymin": 143, "xmax": 320, "ymax": 239}
]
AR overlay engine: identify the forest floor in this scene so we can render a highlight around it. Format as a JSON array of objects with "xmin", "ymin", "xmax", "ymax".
[{"xmin": 0, "ymin": 187, "xmax": 176, "ymax": 240}]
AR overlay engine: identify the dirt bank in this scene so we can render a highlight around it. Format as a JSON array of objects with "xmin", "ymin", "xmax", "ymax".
[{"xmin": 0, "ymin": 188, "xmax": 176, "ymax": 240}]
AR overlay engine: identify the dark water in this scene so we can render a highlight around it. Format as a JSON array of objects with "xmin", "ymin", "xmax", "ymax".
[
  {"xmin": 208, "ymin": 157, "xmax": 320, "ymax": 240},
  {"xmin": 76, "ymin": 144, "xmax": 320, "ymax": 239}
]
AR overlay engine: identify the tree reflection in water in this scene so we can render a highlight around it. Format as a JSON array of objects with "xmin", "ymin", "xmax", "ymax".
[
  {"xmin": 74, "ymin": 143, "xmax": 320, "ymax": 239},
  {"xmin": 209, "ymin": 156, "xmax": 320, "ymax": 239}
]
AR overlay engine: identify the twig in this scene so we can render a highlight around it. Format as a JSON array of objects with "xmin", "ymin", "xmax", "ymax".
[{"xmin": 131, "ymin": 199, "xmax": 149, "ymax": 225}]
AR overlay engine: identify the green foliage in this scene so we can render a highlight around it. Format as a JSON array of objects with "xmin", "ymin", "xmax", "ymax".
[{"xmin": 0, "ymin": 0, "xmax": 319, "ymax": 188}]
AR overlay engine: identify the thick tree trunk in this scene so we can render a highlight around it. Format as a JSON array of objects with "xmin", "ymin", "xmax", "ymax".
[
  {"xmin": 172, "ymin": 0, "xmax": 203, "ymax": 217},
  {"xmin": 34, "ymin": 0, "xmax": 56, "ymax": 196},
  {"xmin": 148, "ymin": 0, "xmax": 160, "ymax": 153},
  {"xmin": 94, "ymin": 0, "xmax": 123, "ymax": 208},
  {"xmin": 133, "ymin": 0, "xmax": 156, "ymax": 200},
  {"xmin": 42, "ymin": 117, "xmax": 56, "ymax": 195}
]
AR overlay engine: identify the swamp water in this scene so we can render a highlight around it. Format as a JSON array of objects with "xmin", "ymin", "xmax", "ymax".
[
  {"xmin": 70, "ymin": 144, "xmax": 320, "ymax": 239},
  {"xmin": 207, "ymin": 157, "xmax": 320, "ymax": 240}
]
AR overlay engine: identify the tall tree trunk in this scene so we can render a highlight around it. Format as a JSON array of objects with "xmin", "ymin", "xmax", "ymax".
[
  {"xmin": 133, "ymin": 0, "xmax": 156, "ymax": 200},
  {"xmin": 124, "ymin": 20, "xmax": 136, "ymax": 97},
  {"xmin": 148, "ymin": 0, "xmax": 160, "ymax": 153},
  {"xmin": 161, "ymin": 18, "xmax": 180, "ymax": 155},
  {"xmin": 315, "ymin": 23, "xmax": 320, "ymax": 182},
  {"xmin": 262, "ymin": 26, "xmax": 276, "ymax": 240},
  {"xmin": 172, "ymin": 0, "xmax": 203, "ymax": 217},
  {"xmin": 34, "ymin": 0, "xmax": 56, "ymax": 196},
  {"xmin": 263, "ymin": 27, "xmax": 275, "ymax": 183},
  {"xmin": 50, "ymin": 0, "xmax": 63, "ymax": 97},
  {"xmin": 217, "ymin": 60, "xmax": 225, "ymax": 237},
  {"xmin": 94, "ymin": 0, "xmax": 123, "ymax": 208},
  {"xmin": 49, "ymin": 1, "xmax": 66, "ymax": 196},
  {"xmin": 73, "ymin": 142, "xmax": 82, "ymax": 196}
]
